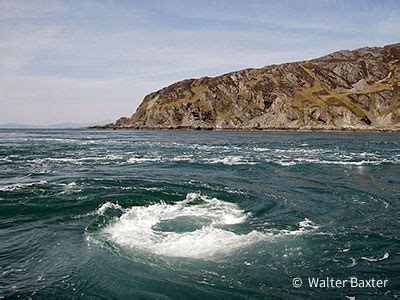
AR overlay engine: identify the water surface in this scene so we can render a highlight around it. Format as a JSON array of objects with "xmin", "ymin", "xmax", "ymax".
[{"xmin": 0, "ymin": 129, "xmax": 399, "ymax": 298}]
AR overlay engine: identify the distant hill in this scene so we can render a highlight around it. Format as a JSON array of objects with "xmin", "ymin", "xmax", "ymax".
[
  {"xmin": 0, "ymin": 120, "xmax": 113, "ymax": 129},
  {"xmin": 95, "ymin": 43, "xmax": 400, "ymax": 131}
]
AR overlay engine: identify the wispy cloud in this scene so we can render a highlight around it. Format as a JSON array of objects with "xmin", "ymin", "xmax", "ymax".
[
  {"xmin": 0, "ymin": 0, "xmax": 399, "ymax": 124},
  {"xmin": 0, "ymin": 0, "xmax": 66, "ymax": 19}
]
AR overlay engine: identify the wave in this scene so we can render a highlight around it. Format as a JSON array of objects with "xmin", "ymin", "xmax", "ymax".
[
  {"xmin": 0, "ymin": 156, "xmax": 12, "ymax": 162},
  {"xmin": 95, "ymin": 193, "xmax": 318, "ymax": 259},
  {"xmin": 269, "ymin": 157, "xmax": 399, "ymax": 166},
  {"xmin": 57, "ymin": 181, "xmax": 84, "ymax": 194},
  {"xmin": 96, "ymin": 202, "xmax": 125, "ymax": 215},
  {"xmin": 0, "ymin": 180, "xmax": 47, "ymax": 192},
  {"xmin": 28, "ymin": 155, "xmax": 122, "ymax": 165},
  {"xmin": 205, "ymin": 156, "xmax": 256, "ymax": 165},
  {"xmin": 17, "ymin": 144, "xmax": 398, "ymax": 168},
  {"xmin": 361, "ymin": 252, "xmax": 389, "ymax": 262},
  {"xmin": 130, "ymin": 156, "xmax": 397, "ymax": 166},
  {"xmin": 170, "ymin": 155, "xmax": 195, "ymax": 163},
  {"xmin": 125, "ymin": 150, "xmax": 398, "ymax": 166},
  {"xmin": 127, "ymin": 156, "xmax": 163, "ymax": 164}
]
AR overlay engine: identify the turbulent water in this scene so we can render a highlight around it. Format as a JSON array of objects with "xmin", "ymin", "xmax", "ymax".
[{"xmin": 0, "ymin": 129, "xmax": 399, "ymax": 299}]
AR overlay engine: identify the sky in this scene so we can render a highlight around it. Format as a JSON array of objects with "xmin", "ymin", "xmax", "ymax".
[{"xmin": 0, "ymin": 0, "xmax": 399, "ymax": 125}]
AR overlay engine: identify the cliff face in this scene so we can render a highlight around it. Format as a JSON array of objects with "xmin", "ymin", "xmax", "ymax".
[{"xmin": 106, "ymin": 43, "xmax": 400, "ymax": 130}]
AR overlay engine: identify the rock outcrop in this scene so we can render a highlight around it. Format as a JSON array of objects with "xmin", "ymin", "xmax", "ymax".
[{"xmin": 97, "ymin": 43, "xmax": 400, "ymax": 131}]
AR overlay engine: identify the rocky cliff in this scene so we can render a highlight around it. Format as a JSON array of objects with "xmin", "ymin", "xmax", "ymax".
[{"xmin": 99, "ymin": 43, "xmax": 400, "ymax": 131}]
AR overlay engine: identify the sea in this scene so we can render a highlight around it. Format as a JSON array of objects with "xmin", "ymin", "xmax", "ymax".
[{"xmin": 0, "ymin": 129, "xmax": 399, "ymax": 299}]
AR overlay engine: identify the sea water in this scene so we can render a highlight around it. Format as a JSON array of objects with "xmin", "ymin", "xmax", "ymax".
[{"xmin": 0, "ymin": 129, "xmax": 399, "ymax": 298}]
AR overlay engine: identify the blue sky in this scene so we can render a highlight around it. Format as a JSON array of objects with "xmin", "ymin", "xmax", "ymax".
[{"xmin": 1, "ymin": 0, "xmax": 399, "ymax": 125}]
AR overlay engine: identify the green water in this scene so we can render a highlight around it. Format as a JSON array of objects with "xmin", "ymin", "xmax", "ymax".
[{"xmin": 0, "ymin": 129, "xmax": 399, "ymax": 299}]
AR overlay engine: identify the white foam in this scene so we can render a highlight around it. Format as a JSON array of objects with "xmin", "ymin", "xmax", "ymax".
[
  {"xmin": 348, "ymin": 258, "xmax": 357, "ymax": 267},
  {"xmin": 96, "ymin": 201, "xmax": 125, "ymax": 215},
  {"xmin": 189, "ymin": 144, "xmax": 241, "ymax": 151},
  {"xmin": 58, "ymin": 181, "xmax": 81, "ymax": 194},
  {"xmin": 0, "ymin": 156, "xmax": 12, "ymax": 162},
  {"xmin": 250, "ymin": 147, "xmax": 399, "ymax": 166},
  {"xmin": 273, "ymin": 160, "xmax": 297, "ymax": 167},
  {"xmin": 127, "ymin": 156, "xmax": 162, "ymax": 164},
  {"xmin": 298, "ymin": 218, "xmax": 319, "ymax": 230},
  {"xmin": 170, "ymin": 155, "xmax": 194, "ymax": 163},
  {"xmin": 28, "ymin": 155, "xmax": 122, "ymax": 165},
  {"xmin": 277, "ymin": 218, "xmax": 319, "ymax": 236},
  {"xmin": 361, "ymin": 252, "xmax": 389, "ymax": 262},
  {"xmin": 252, "ymin": 147, "xmax": 271, "ymax": 152},
  {"xmin": 268, "ymin": 157, "xmax": 398, "ymax": 167},
  {"xmin": 100, "ymin": 193, "xmax": 318, "ymax": 259},
  {"xmin": 205, "ymin": 156, "xmax": 256, "ymax": 165},
  {"xmin": 0, "ymin": 180, "xmax": 47, "ymax": 191},
  {"xmin": 102, "ymin": 193, "xmax": 264, "ymax": 259}
]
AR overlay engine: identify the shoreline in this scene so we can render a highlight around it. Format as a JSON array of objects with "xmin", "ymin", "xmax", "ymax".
[{"xmin": 88, "ymin": 126, "xmax": 400, "ymax": 133}]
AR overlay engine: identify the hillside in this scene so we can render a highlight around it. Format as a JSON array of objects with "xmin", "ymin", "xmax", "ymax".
[{"xmin": 96, "ymin": 43, "xmax": 400, "ymax": 131}]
